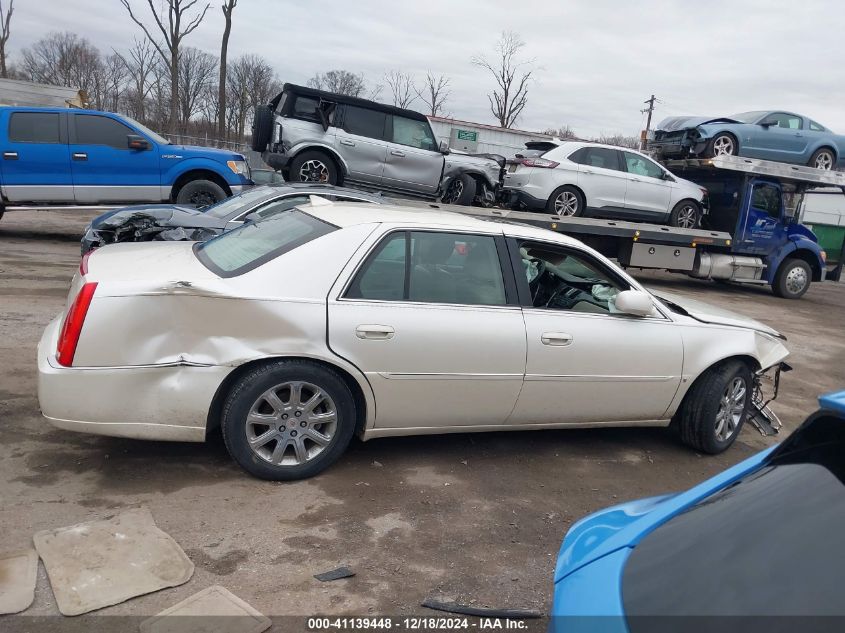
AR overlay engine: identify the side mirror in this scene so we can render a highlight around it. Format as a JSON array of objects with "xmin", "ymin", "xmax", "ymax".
[
  {"xmin": 615, "ymin": 290, "xmax": 654, "ymax": 317},
  {"xmin": 760, "ymin": 119, "xmax": 777, "ymax": 128},
  {"xmin": 127, "ymin": 134, "xmax": 150, "ymax": 150},
  {"xmin": 439, "ymin": 140, "xmax": 450, "ymax": 155}
]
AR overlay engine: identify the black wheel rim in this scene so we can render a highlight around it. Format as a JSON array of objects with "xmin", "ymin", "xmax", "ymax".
[
  {"xmin": 442, "ymin": 180, "xmax": 462, "ymax": 204},
  {"xmin": 190, "ymin": 190, "xmax": 218, "ymax": 209}
]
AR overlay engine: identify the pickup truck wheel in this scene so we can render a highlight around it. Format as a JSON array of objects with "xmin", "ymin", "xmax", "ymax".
[
  {"xmin": 678, "ymin": 360, "xmax": 751, "ymax": 454},
  {"xmin": 669, "ymin": 200, "xmax": 701, "ymax": 228},
  {"xmin": 221, "ymin": 360, "xmax": 356, "ymax": 480},
  {"xmin": 289, "ymin": 151, "xmax": 338, "ymax": 184},
  {"xmin": 251, "ymin": 105, "xmax": 274, "ymax": 152},
  {"xmin": 705, "ymin": 133, "xmax": 738, "ymax": 158},
  {"xmin": 773, "ymin": 257, "xmax": 811, "ymax": 299},
  {"xmin": 809, "ymin": 148, "xmax": 835, "ymax": 170},
  {"xmin": 547, "ymin": 186, "xmax": 583, "ymax": 216},
  {"xmin": 442, "ymin": 173, "xmax": 476, "ymax": 205},
  {"xmin": 176, "ymin": 179, "xmax": 227, "ymax": 209}
]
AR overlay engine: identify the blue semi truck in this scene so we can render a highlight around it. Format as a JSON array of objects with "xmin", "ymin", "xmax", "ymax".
[
  {"xmin": 0, "ymin": 106, "xmax": 252, "ymax": 217},
  {"xmin": 467, "ymin": 155, "xmax": 844, "ymax": 299}
]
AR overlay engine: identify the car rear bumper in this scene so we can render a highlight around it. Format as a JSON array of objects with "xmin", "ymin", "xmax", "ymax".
[{"xmin": 37, "ymin": 316, "xmax": 232, "ymax": 442}]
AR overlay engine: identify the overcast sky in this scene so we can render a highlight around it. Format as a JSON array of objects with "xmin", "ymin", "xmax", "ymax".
[{"xmin": 11, "ymin": 0, "xmax": 845, "ymax": 138}]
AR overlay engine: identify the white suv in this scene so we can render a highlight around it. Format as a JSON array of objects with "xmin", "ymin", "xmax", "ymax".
[{"xmin": 503, "ymin": 141, "xmax": 708, "ymax": 228}]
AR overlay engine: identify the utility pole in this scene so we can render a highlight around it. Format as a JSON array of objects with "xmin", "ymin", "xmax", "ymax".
[{"xmin": 640, "ymin": 94, "xmax": 656, "ymax": 150}]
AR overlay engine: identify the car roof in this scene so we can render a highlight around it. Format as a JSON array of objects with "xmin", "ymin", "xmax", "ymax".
[
  {"xmin": 552, "ymin": 140, "xmax": 642, "ymax": 154},
  {"xmin": 300, "ymin": 199, "xmax": 583, "ymax": 246}
]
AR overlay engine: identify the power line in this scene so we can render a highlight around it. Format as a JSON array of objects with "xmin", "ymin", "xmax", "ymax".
[{"xmin": 640, "ymin": 94, "xmax": 656, "ymax": 150}]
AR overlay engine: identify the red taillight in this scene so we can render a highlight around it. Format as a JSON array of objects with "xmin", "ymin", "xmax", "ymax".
[
  {"xmin": 521, "ymin": 157, "xmax": 559, "ymax": 168},
  {"xmin": 56, "ymin": 282, "xmax": 98, "ymax": 367},
  {"xmin": 79, "ymin": 249, "xmax": 94, "ymax": 275}
]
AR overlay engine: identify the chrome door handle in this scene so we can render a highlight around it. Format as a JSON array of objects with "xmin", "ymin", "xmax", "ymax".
[
  {"xmin": 3, "ymin": 151, "xmax": 18, "ymax": 160},
  {"xmin": 355, "ymin": 324, "xmax": 395, "ymax": 340},
  {"xmin": 541, "ymin": 332, "xmax": 573, "ymax": 346},
  {"xmin": 339, "ymin": 139, "xmax": 355, "ymax": 146},
  {"xmin": 390, "ymin": 150, "xmax": 406, "ymax": 157},
  {"xmin": 582, "ymin": 169, "xmax": 594, "ymax": 174},
  {"xmin": 72, "ymin": 152, "xmax": 88, "ymax": 161}
]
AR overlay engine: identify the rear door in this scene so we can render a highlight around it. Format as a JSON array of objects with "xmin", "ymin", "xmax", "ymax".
[
  {"xmin": 382, "ymin": 115, "xmax": 442, "ymax": 195},
  {"xmin": 328, "ymin": 228, "xmax": 525, "ymax": 429},
  {"xmin": 0, "ymin": 109, "xmax": 74, "ymax": 203},
  {"xmin": 621, "ymin": 151, "xmax": 672, "ymax": 219},
  {"xmin": 570, "ymin": 146, "xmax": 627, "ymax": 211},
  {"xmin": 69, "ymin": 112, "xmax": 161, "ymax": 204},
  {"xmin": 334, "ymin": 105, "xmax": 387, "ymax": 186}
]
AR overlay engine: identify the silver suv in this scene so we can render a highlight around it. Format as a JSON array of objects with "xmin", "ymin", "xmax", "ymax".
[{"xmin": 251, "ymin": 84, "xmax": 502, "ymax": 206}]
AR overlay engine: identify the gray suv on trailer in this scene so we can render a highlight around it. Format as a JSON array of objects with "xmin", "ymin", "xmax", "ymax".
[{"xmin": 251, "ymin": 84, "xmax": 503, "ymax": 206}]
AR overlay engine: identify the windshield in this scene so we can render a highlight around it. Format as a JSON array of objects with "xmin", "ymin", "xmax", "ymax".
[
  {"xmin": 730, "ymin": 110, "xmax": 767, "ymax": 124},
  {"xmin": 121, "ymin": 115, "xmax": 171, "ymax": 145},
  {"xmin": 195, "ymin": 209, "xmax": 337, "ymax": 277},
  {"xmin": 203, "ymin": 186, "xmax": 274, "ymax": 218}
]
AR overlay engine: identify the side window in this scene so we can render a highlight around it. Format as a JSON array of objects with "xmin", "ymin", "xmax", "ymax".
[
  {"xmin": 74, "ymin": 115, "xmax": 134, "ymax": 149},
  {"xmin": 520, "ymin": 242, "xmax": 626, "ymax": 314},
  {"xmin": 772, "ymin": 113, "xmax": 802, "ymax": 130},
  {"xmin": 809, "ymin": 120, "xmax": 825, "ymax": 132},
  {"xmin": 750, "ymin": 183, "xmax": 781, "ymax": 219},
  {"xmin": 346, "ymin": 231, "xmax": 507, "ymax": 306},
  {"xmin": 391, "ymin": 116, "xmax": 436, "ymax": 151},
  {"xmin": 343, "ymin": 106, "xmax": 387, "ymax": 140},
  {"xmin": 623, "ymin": 151, "xmax": 665, "ymax": 179},
  {"xmin": 570, "ymin": 147, "xmax": 621, "ymax": 171},
  {"xmin": 289, "ymin": 96, "xmax": 326, "ymax": 123},
  {"xmin": 9, "ymin": 112, "xmax": 61, "ymax": 143}
]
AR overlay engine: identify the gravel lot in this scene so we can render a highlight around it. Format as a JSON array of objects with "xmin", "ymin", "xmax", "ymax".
[{"xmin": 2, "ymin": 208, "xmax": 843, "ymax": 629}]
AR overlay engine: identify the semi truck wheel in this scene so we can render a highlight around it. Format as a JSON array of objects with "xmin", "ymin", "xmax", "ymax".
[{"xmin": 773, "ymin": 258, "xmax": 812, "ymax": 299}]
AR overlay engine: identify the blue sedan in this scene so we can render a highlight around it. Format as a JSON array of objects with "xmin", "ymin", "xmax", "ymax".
[
  {"xmin": 650, "ymin": 110, "xmax": 845, "ymax": 170},
  {"xmin": 550, "ymin": 389, "xmax": 845, "ymax": 632}
]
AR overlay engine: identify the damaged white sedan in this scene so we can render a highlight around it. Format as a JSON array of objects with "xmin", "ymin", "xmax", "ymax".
[{"xmin": 38, "ymin": 199, "xmax": 790, "ymax": 480}]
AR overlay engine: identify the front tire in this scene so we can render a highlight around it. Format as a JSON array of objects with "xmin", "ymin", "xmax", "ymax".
[
  {"xmin": 175, "ymin": 179, "xmax": 227, "ymax": 209},
  {"xmin": 809, "ymin": 148, "xmax": 835, "ymax": 171},
  {"xmin": 773, "ymin": 257, "xmax": 812, "ymax": 299},
  {"xmin": 546, "ymin": 185, "xmax": 584, "ymax": 216},
  {"xmin": 289, "ymin": 151, "xmax": 339, "ymax": 185},
  {"xmin": 705, "ymin": 133, "xmax": 738, "ymax": 158},
  {"xmin": 669, "ymin": 200, "xmax": 701, "ymax": 228},
  {"xmin": 678, "ymin": 360, "xmax": 752, "ymax": 454},
  {"xmin": 221, "ymin": 360, "xmax": 356, "ymax": 480},
  {"xmin": 441, "ymin": 173, "xmax": 476, "ymax": 205}
]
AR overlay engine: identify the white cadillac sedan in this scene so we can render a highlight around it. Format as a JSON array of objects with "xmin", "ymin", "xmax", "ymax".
[{"xmin": 38, "ymin": 199, "xmax": 789, "ymax": 480}]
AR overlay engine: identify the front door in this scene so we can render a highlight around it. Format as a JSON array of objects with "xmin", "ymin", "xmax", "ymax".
[
  {"xmin": 0, "ymin": 110, "xmax": 74, "ymax": 203},
  {"xmin": 329, "ymin": 229, "xmax": 525, "ymax": 429},
  {"xmin": 740, "ymin": 180, "xmax": 786, "ymax": 255},
  {"xmin": 70, "ymin": 113, "xmax": 161, "ymax": 204},
  {"xmin": 334, "ymin": 105, "xmax": 387, "ymax": 186},
  {"xmin": 621, "ymin": 151, "xmax": 672, "ymax": 219},
  {"xmin": 508, "ymin": 238, "xmax": 683, "ymax": 424},
  {"xmin": 747, "ymin": 113, "xmax": 809, "ymax": 162},
  {"xmin": 382, "ymin": 115, "xmax": 442, "ymax": 196}
]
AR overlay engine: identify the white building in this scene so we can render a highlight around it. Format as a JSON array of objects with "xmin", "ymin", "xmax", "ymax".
[{"xmin": 428, "ymin": 116, "xmax": 553, "ymax": 156}]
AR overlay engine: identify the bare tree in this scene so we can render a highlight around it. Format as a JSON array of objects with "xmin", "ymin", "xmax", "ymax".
[
  {"xmin": 120, "ymin": 0, "xmax": 211, "ymax": 134},
  {"xmin": 94, "ymin": 52, "xmax": 128, "ymax": 112},
  {"xmin": 119, "ymin": 38, "xmax": 157, "ymax": 123},
  {"xmin": 307, "ymin": 70, "xmax": 366, "ymax": 97},
  {"xmin": 592, "ymin": 133, "xmax": 640, "ymax": 149},
  {"xmin": 384, "ymin": 70, "xmax": 416, "ymax": 108},
  {"xmin": 217, "ymin": 0, "xmax": 236, "ymax": 141},
  {"xmin": 0, "ymin": 0, "xmax": 13, "ymax": 78},
  {"xmin": 21, "ymin": 32, "xmax": 102, "ymax": 101},
  {"xmin": 472, "ymin": 31, "xmax": 534, "ymax": 128},
  {"xmin": 415, "ymin": 71, "xmax": 450, "ymax": 117},
  {"xmin": 177, "ymin": 46, "xmax": 217, "ymax": 132},
  {"xmin": 543, "ymin": 124, "xmax": 578, "ymax": 140}
]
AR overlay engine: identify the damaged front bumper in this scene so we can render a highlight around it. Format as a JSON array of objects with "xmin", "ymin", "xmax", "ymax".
[
  {"xmin": 648, "ymin": 130, "xmax": 709, "ymax": 159},
  {"xmin": 82, "ymin": 213, "xmax": 222, "ymax": 255},
  {"xmin": 748, "ymin": 362, "xmax": 792, "ymax": 436}
]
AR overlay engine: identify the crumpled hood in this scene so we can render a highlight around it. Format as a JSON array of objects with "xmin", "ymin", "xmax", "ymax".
[
  {"xmin": 653, "ymin": 290, "xmax": 783, "ymax": 338},
  {"xmin": 655, "ymin": 115, "xmax": 742, "ymax": 132},
  {"xmin": 90, "ymin": 204, "xmax": 227, "ymax": 231}
]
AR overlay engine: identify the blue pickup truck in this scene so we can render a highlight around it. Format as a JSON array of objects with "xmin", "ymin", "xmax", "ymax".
[{"xmin": 0, "ymin": 106, "xmax": 252, "ymax": 217}]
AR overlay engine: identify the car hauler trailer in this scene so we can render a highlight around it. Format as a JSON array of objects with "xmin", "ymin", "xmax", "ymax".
[{"xmin": 463, "ymin": 155, "xmax": 844, "ymax": 299}]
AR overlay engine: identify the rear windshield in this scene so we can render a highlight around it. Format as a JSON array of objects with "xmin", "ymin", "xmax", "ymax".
[
  {"xmin": 622, "ymin": 441, "xmax": 845, "ymax": 623},
  {"xmin": 203, "ymin": 186, "xmax": 274, "ymax": 219},
  {"xmin": 195, "ymin": 209, "xmax": 336, "ymax": 276}
]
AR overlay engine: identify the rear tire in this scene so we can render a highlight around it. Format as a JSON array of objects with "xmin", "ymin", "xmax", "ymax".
[
  {"xmin": 288, "ymin": 150, "xmax": 339, "ymax": 185},
  {"xmin": 251, "ymin": 105, "xmax": 274, "ymax": 152},
  {"xmin": 175, "ymin": 179, "xmax": 227, "ymax": 209},
  {"xmin": 441, "ymin": 173, "xmax": 476, "ymax": 206},
  {"xmin": 773, "ymin": 257, "xmax": 812, "ymax": 299},
  {"xmin": 705, "ymin": 133, "xmax": 738, "ymax": 158},
  {"xmin": 221, "ymin": 360, "xmax": 356, "ymax": 480},
  {"xmin": 546, "ymin": 185, "xmax": 584, "ymax": 216},
  {"xmin": 808, "ymin": 147, "xmax": 835, "ymax": 171},
  {"xmin": 669, "ymin": 200, "xmax": 701, "ymax": 228},
  {"xmin": 677, "ymin": 360, "xmax": 752, "ymax": 454}
]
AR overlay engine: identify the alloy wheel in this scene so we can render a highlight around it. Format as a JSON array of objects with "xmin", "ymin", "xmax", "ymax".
[
  {"xmin": 554, "ymin": 191, "xmax": 579, "ymax": 216},
  {"xmin": 676, "ymin": 205, "xmax": 698, "ymax": 228},
  {"xmin": 714, "ymin": 377, "xmax": 746, "ymax": 442},
  {"xmin": 245, "ymin": 381, "xmax": 337, "ymax": 466},
  {"xmin": 785, "ymin": 265, "xmax": 809, "ymax": 295},
  {"xmin": 299, "ymin": 159, "xmax": 329, "ymax": 182},
  {"xmin": 443, "ymin": 179, "xmax": 463, "ymax": 204},
  {"xmin": 814, "ymin": 152, "xmax": 833, "ymax": 170},
  {"xmin": 712, "ymin": 136, "xmax": 735, "ymax": 156}
]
